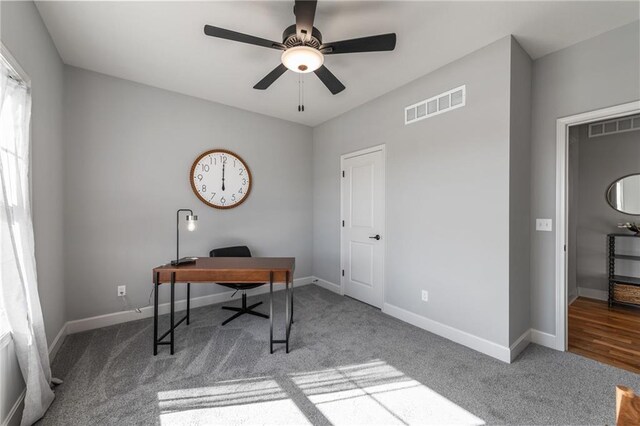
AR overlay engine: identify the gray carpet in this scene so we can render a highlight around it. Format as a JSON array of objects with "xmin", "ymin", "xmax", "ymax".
[{"xmin": 41, "ymin": 284, "xmax": 639, "ymax": 425}]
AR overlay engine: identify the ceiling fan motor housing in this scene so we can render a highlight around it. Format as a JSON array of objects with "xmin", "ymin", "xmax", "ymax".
[{"xmin": 282, "ymin": 24, "xmax": 323, "ymax": 49}]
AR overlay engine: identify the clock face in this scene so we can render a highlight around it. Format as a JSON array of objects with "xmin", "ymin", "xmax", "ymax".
[{"xmin": 190, "ymin": 149, "xmax": 252, "ymax": 209}]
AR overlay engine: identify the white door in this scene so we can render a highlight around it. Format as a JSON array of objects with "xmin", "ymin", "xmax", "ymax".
[{"xmin": 341, "ymin": 146, "xmax": 385, "ymax": 308}]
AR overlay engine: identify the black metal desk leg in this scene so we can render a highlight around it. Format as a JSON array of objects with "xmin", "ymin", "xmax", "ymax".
[
  {"xmin": 269, "ymin": 271, "xmax": 274, "ymax": 354},
  {"xmin": 154, "ymin": 272, "xmax": 159, "ymax": 356},
  {"xmin": 285, "ymin": 271, "xmax": 290, "ymax": 353},
  {"xmin": 170, "ymin": 272, "xmax": 175, "ymax": 355},
  {"xmin": 291, "ymin": 273, "xmax": 294, "ymax": 324},
  {"xmin": 186, "ymin": 282, "xmax": 191, "ymax": 325}
]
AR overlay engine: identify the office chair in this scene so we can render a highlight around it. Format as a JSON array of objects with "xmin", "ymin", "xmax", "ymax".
[{"xmin": 209, "ymin": 245, "xmax": 269, "ymax": 326}]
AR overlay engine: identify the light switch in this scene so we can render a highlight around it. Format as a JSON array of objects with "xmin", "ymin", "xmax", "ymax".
[{"xmin": 536, "ymin": 219, "xmax": 552, "ymax": 232}]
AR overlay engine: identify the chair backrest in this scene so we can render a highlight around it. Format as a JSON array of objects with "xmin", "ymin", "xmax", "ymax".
[{"xmin": 210, "ymin": 245, "xmax": 252, "ymax": 258}]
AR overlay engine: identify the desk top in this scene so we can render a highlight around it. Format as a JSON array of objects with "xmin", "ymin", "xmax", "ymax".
[{"xmin": 153, "ymin": 257, "xmax": 295, "ymax": 284}]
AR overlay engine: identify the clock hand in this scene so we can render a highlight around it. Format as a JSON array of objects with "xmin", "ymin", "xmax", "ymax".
[{"xmin": 222, "ymin": 163, "xmax": 226, "ymax": 191}]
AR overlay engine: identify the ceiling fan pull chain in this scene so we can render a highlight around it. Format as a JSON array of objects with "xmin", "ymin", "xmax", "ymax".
[
  {"xmin": 298, "ymin": 73, "xmax": 303, "ymax": 112},
  {"xmin": 301, "ymin": 74, "xmax": 305, "ymax": 112}
]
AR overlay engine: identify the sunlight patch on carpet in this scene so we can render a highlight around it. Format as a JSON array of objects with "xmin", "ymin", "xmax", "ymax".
[
  {"xmin": 289, "ymin": 359, "xmax": 485, "ymax": 425},
  {"xmin": 157, "ymin": 377, "xmax": 311, "ymax": 425}
]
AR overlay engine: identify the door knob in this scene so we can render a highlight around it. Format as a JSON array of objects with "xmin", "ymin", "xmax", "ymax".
[{"xmin": 369, "ymin": 234, "xmax": 381, "ymax": 240}]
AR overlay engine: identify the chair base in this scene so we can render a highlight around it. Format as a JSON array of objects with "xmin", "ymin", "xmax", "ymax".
[{"xmin": 221, "ymin": 293, "xmax": 269, "ymax": 326}]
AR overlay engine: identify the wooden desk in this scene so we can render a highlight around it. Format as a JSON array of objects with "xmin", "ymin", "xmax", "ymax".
[{"xmin": 152, "ymin": 257, "xmax": 295, "ymax": 355}]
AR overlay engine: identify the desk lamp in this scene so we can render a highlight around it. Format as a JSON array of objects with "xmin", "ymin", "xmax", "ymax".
[{"xmin": 172, "ymin": 208, "xmax": 198, "ymax": 266}]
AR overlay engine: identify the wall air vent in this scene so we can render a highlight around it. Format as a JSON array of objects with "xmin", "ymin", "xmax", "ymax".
[
  {"xmin": 588, "ymin": 114, "xmax": 640, "ymax": 138},
  {"xmin": 404, "ymin": 85, "xmax": 466, "ymax": 125}
]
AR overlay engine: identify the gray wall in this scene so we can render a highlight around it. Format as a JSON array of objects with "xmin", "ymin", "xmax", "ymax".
[
  {"xmin": 575, "ymin": 123, "xmax": 640, "ymax": 293},
  {"xmin": 508, "ymin": 38, "xmax": 532, "ymax": 344},
  {"xmin": 313, "ymin": 36, "xmax": 514, "ymax": 347},
  {"xmin": 63, "ymin": 67, "xmax": 313, "ymax": 320},
  {"xmin": 1, "ymin": 0, "xmax": 66, "ymax": 347},
  {"xmin": 530, "ymin": 21, "xmax": 640, "ymax": 334}
]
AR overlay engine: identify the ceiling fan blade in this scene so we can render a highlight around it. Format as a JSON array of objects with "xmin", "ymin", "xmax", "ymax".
[
  {"xmin": 253, "ymin": 64, "xmax": 288, "ymax": 90},
  {"xmin": 294, "ymin": 0, "xmax": 317, "ymax": 42},
  {"xmin": 314, "ymin": 65, "xmax": 345, "ymax": 95},
  {"xmin": 204, "ymin": 25, "xmax": 285, "ymax": 50},
  {"xmin": 322, "ymin": 33, "xmax": 396, "ymax": 55}
]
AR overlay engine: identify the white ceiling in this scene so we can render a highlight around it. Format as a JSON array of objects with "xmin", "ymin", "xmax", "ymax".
[{"xmin": 36, "ymin": 1, "xmax": 639, "ymax": 127}]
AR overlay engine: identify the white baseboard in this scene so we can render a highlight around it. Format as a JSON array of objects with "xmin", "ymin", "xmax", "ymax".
[
  {"xmin": 568, "ymin": 293, "xmax": 578, "ymax": 305},
  {"xmin": 48, "ymin": 323, "xmax": 68, "ymax": 361},
  {"xmin": 578, "ymin": 287, "xmax": 608, "ymax": 301},
  {"xmin": 382, "ymin": 302, "xmax": 512, "ymax": 363},
  {"xmin": 65, "ymin": 277, "xmax": 313, "ymax": 335},
  {"xmin": 312, "ymin": 277, "xmax": 342, "ymax": 294},
  {"xmin": 509, "ymin": 329, "xmax": 531, "ymax": 362},
  {"xmin": 3, "ymin": 389, "xmax": 24, "ymax": 426},
  {"xmin": 310, "ymin": 283, "xmax": 533, "ymax": 363},
  {"xmin": 530, "ymin": 328, "xmax": 557, "ymax": 349}
]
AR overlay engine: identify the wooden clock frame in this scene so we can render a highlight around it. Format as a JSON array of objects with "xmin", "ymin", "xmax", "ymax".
[{"xmin": 189, "ymin": 149, "xmax": 252, "ymax": 209}]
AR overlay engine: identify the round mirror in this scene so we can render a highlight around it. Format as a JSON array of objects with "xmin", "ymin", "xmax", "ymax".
[{"xmin": 607, "ymin": 174, "xmax": 640, "ymax": 215}]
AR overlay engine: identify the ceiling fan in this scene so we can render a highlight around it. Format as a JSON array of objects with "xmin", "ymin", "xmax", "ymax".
[{"xmin": 203, "ymin": 0, "xmax": 397, "ymax": 95}]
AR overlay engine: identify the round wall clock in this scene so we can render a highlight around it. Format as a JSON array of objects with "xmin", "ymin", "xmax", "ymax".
[{"xmin": 190, "ymin": 149, "xmax": 252, "ymax": 209}]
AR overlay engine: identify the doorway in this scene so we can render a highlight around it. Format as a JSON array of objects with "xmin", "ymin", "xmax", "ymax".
[
  {"xmin": 340, "ymin": 145, "xmax": 385, "ymax": 308},
  {"xmin": 556, "ymin": 101, "xmax": 640, "ymax": 351},
  {"xmin": 557, "ymin": 102, "xmax": 640, "ymax": 372}
]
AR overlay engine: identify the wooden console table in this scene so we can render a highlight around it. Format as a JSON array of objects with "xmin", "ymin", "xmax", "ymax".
[{"xmin": 152, "ymin": 257, "xmax": 295, "ymax": 355}]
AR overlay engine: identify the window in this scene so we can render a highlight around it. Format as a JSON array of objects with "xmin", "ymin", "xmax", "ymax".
[{"xmin": 0, "ymin": 53, "xmax": 31, "ymax": 339}]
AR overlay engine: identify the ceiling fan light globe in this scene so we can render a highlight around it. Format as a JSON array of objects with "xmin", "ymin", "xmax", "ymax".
[{"xmin": 281, "ymin": 46, "xmax": 324, "ymax": 73}]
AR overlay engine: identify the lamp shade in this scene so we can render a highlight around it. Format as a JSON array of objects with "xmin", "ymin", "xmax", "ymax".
[
  {"xmin": 281, "ymin": 46, "xmax": 324, "ymax": 73},
  {"xmin": 186, "ymin": 214, "xmax": 198, "ymax": 231}
]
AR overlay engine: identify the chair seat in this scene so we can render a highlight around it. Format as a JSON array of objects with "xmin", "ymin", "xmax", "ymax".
[
  {"xmin": 210, "ymin": 246, "xmax": 269, "ymax": 325},
  {"xmin": 218, "ymin": 282, "xmax": 265, "ymax": 291}
]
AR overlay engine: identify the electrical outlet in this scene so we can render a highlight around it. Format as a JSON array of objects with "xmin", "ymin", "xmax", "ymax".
[
  {"xmin": 117, "ymin": 285, "xmax": 126, "ymax": 297},
  {"xmin": 421, "ymin": 290, "xmax": 428, "ymax": 302},
  {"xmin": 536, "ymin": 218, "xmax": 552, "ymax": 232}
]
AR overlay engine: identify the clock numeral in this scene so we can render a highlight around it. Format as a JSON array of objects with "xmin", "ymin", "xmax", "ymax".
[
  {"xmin": 220, "ymin": 197, "xmax": 226, "ymax": 204},
  {"xmin": 238, "ymin": 187, "xmax": 243, "ymax": 194},
  {"xmin": 197, "ymin": 174, "xmax": 203, "ymax": 181},
  {"xmin": 209, "ymin": 192, "xmax": 216, "ymax": 201},
  {"xmin": 208, "ymin": 155, "xmax": 213, "ymax": 165},
  {"xmin": 201, "ymin": 184, "xmax": 207, "ymax": 193},
  {"xmin": 242, "ymin": 178, "xmax": 247, "ymax": 185},
  {"xmin": 239, "ymin": 169, "xmax": 244, "ymax": 176},
  {"xmin": 222, "ymin": 156, "xmax": 227, "ymax": 164},
  {"xmin": 231, "ymin": 194, "xmax": 236, "ymax": 202},
  {"xmin": 201, "ymin": 164, "xmax": 210, "ymax": 172}
]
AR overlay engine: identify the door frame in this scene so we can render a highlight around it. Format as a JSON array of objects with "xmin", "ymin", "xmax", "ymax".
[
  {"xmin": 340, "ymin": 144, "xmax": 386, "ymax": 303},
  {"xmin": 555, "ymin": 100, "xmax": 640, "ymax": 351}
]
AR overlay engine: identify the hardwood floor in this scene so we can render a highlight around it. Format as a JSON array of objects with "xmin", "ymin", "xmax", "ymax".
[{"xmin": 568, "ymin": 297, "xmax": 640, "ymax": 374}]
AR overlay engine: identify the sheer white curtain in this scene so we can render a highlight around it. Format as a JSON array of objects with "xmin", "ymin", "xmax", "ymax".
[{"xmin": 0, "ymin": 64, "xmax": 55, "ymax": 425}]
